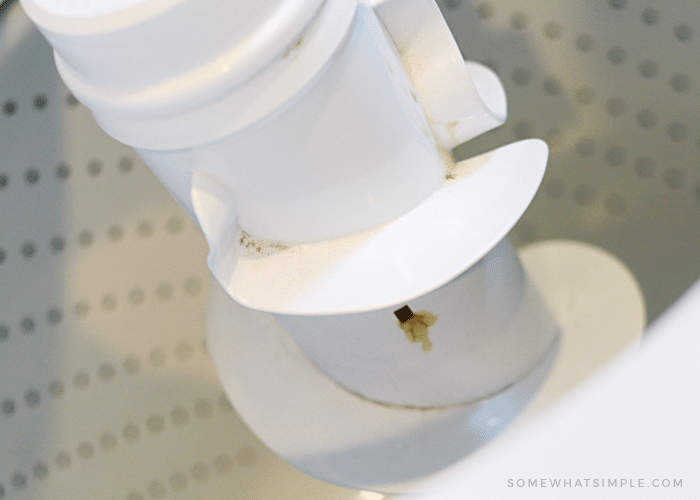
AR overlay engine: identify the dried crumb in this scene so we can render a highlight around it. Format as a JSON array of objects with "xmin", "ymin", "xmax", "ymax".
[
  {"xmin": 397, "ymin": 310, "xmax": 437, "ymax": 353},
  {"xmin": 238, "ymin": 230, "xmax": 288, "ymax": 255}
]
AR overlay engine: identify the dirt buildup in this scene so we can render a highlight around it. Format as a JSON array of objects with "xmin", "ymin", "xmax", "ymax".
[
  {"xmin": 394, "ymin": 306, "xmax": 437, "ymax": 353},
  {"xmin": 238, "ymin": 230, "xmax": 288, "ymax": 255}
]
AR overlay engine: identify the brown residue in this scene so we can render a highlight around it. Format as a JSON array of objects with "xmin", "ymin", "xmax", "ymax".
[
  {"xmin": 438, "ymin": 143, "xmax": 458, "ymax": 181},
  {"xmin": 445, "ymin": 120, "xmax": 459, "ymax": 142},
  {"xmin": 394, "ymin": 306, "xmax": 437, "ymax": 353},
  {"xmin": 424, "ymin": 114, "xmax": 459, "ymax": 180},
  {"xmin": 283, "ymin": 37, "xmax": 304, "ymax": 59},
  {"xmin": 238, "ymin": 230, "xmax": 288, "ymax": 255}
]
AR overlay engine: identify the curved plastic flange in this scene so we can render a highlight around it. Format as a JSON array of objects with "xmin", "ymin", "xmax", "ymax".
[
  {"xmin": 205, "ymin": 276, "xmax": 560, "ymax": 494},
  {"xmin": 202, "ymin": 139, "xmax": 549, "ymax": 315},
  {"xmin": 371, "ymin": 0, "xmax": 507, "ymax": 148}
]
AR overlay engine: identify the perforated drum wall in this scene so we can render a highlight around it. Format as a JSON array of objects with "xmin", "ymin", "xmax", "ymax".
[
  {"xmin": 1, "ymin": 0, "xmax": 699, "ymax": 498},
  {"xmin": 446, "ymin": 0, "xmax": 700, "ymax": 321}
]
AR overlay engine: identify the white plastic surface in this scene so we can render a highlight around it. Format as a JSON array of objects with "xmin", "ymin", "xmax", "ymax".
[
  {"xmin": 514, "ymin": 240, "xmax": 646, "ymax": 419},
  {"xmin": 215, "ymin": 139, "xmax": 548, "ymax": 314},
  {"xmin": 274, "ymin": 238, "xmax": 558, "ymax": 407},
  {"xmin": 20, "ymin": 0, "xmax": 519, "ymax": 317},
  {"xmin": 22, "ymin": 0, "xmax": 177, "ymax": 18},
  {"xmin": 3, "ymin": 0, "xmax": 700, "ymax": 498},
  {"xmin": 20, "ymin": 0, "xmax": 325, "ymax": 87},
  {"xmin": 19, "ymin": 0, "xmax": 329, "ymax": 124},
  {"xmin": 399, "ymin": 248, "xmax": 697, "ymax": 500},
  {"xmin": 0, "ymin": 5, "xmax": 371, "ymax": 499},
  {"xmin": 373, "ymin": 0, "xmax": 507, "ymax": 148},
  {"xmin": 205, "ymin": 275, "xmax": 560, "ymax": 494},
  {"xmin": 178, "ymin": 1, "xmax": 443, "ymax": 245},
  {"xmin": 205, "ymin": 240, "xmax": 646, "ymax": 494},
  {"xmin": 53, "ymin": 0, "xmax": 355, "ymax": 149}
]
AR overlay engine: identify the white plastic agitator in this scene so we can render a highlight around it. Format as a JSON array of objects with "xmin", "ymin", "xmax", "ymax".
[{"xmin": 20, "ymin": 0, "xmax": 564, "ymax": 493}]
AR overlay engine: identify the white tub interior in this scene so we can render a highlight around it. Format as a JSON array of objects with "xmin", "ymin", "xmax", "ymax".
[{"xmin": 1, "ymin": 0, "xmax": 698, "ymax": 498}]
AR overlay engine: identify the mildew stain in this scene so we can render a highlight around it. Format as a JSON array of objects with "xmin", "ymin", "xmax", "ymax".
[
  {"xmin": 445, "ymin": 120, "xmax": 459, "ymax": 142},
  {"xmin": 394, "ymin": 305, "xmax": 437, "ymax": 353},
  {"xmin": 238, "ymin": 230, "xmax": 289, "ymax": 255},
  {"xmin": 438, "ymin": 143, "xmax": 458, "ymax": 181},
  {"xmin": 283, "ymin": 37, "xmax": 305, "ymax": 59},
  {"xmin": 423, "ymin": 114, "xmax": 459, "ymax": 180}
]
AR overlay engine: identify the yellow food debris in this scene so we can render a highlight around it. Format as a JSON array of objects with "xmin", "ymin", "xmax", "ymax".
[{"xmin": 398, "ymin": 310, "xmax": 437, "ymax": 353}]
